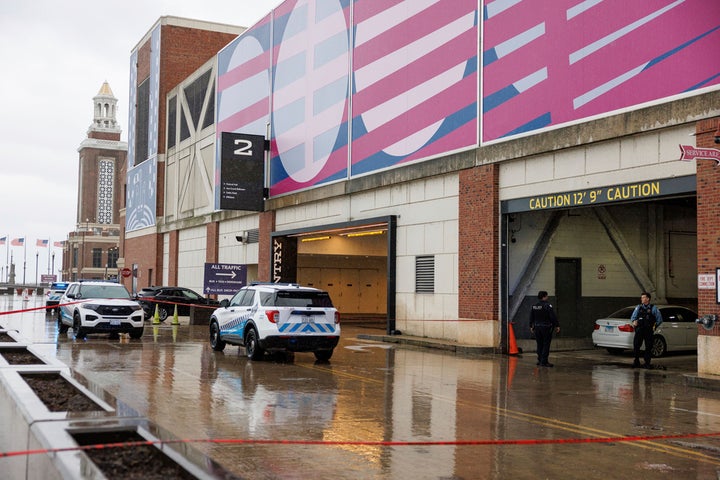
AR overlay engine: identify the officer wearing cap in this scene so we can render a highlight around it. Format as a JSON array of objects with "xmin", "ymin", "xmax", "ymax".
[{"xmin": 529, "ymin": 291, "xmax": 560, "ymax": 367}]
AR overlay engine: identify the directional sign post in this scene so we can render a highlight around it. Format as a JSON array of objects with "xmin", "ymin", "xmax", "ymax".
[{"xmin": 204, "ymin": 263, "xmax": 248, "ymax": 295}]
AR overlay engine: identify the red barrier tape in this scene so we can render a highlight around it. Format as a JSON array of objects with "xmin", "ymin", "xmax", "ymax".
[
  {"xmin": 0, "ymin": 298, "xmax": 216, "ymax": 316},
  {"xmin": 2, "ymin": 431, "xmax": 720, "ymax": 458},
  {"xmin": 139, "ymin": 298, "xmax": 218, "ymax": 310},
  {"xmin": 0, "ymin": 301, "xmax": 86, "ymax": 316}
]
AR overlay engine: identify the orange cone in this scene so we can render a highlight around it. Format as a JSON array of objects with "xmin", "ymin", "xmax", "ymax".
[{"xmin": 508, "ymin": 321, "xmax": 520, "ymax": 355}]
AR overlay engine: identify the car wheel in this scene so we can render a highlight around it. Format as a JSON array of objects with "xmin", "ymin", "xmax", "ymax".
[
  {"xmin": 73, "ymin": 313, "xmax": 87, "ymax": 339},
  {"xmin": 245, "ymin": 328, "xmax": 264, "ymax": 360},
  {"xmin": 210, "ymin": 321, "xmax": 226, "ymax": 352},
  {"xmin": 58, "ymin": 315, "xmax": 69, "ymax": 334},
  {"xmin": 314, "ymin": 350, "xmax": 333, "ymax": 362},
  {"xmin": 606, "ymin": 348, "xmax": 624, "ymax": 355},
  {"xmin": 158, "ymin": 306, "xmax": 169, "ymax": 322},
  {"xmin": 651, "ymin": 336, "xmax": 667, "ymax": 357},
  {"xmin": 129, "ymin": 328, "xmax": 144, "ymax": 339}
]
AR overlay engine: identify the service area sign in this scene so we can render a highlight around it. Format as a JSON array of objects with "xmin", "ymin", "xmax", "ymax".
[
  {"xmin": 219, "ymin": 132, "xmax": 265, "ymax": 211},
  {"xmin": 204, "ymin": 262, "xmax": 247, "ymax": 295}
]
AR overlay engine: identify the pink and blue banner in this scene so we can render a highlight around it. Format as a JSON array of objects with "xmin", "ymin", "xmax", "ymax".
[
  {"xmin": 482, "ymin": 0, "xmax": 720, "ymax": 142},
  {"xmin": 216, "ymin": 0, "xmax": 479, "ymax": 199}
]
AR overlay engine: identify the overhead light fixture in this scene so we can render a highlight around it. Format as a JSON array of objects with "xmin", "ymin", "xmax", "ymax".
[
  {"xmin": 344, "ymin": 230, "xmax": 385, "ymax": 238},
  {"xmin": 301, "ymin": 236, "xmax": 331, "ymax": 242}
]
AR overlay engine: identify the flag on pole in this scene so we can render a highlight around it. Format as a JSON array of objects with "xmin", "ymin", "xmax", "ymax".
[
  {"xmin": 54, "ymin": 241, "xmax": 64, "ymax": 248},
  {"xmin": 11, "ymin": 237, "xmax": 24, "ymax": 246},
  {"xmin": 36, "ymin": 239, "xmax": 49, "ymax": 247},
  {"xmin": 0, "ymin": 236, "xmax": 6, "ymax": 245}
]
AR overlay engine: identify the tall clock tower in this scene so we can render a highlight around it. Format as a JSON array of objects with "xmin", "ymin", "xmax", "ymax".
[{"xmin": 62, "ymin": 82, "xmax": 127, "ymax": 281}]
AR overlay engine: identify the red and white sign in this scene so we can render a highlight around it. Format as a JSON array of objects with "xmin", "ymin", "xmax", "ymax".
[
  {"xmin": 679, "ymin": 145, "xmax": 720, "ymax": 164},
  {"xmin": 698, "ymin": 274, "xmax": 716, "ymax": 290},
  {"xmin": 120, "ymin": 267, "xmax": 132, "ymax": 278}
]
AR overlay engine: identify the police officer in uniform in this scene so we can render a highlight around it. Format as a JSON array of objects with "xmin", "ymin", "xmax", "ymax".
[
  {"xmin": 529, "ymin": 291, "xmax": 560, "ymax": 367},
  {"xmin": 630, "ymin": 292, "xmax": 662, "ymax": 369}
]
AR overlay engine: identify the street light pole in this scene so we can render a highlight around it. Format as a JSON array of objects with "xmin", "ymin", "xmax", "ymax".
[{"xmin": 35, "ymin": 251, "xmax": 38, "ymax": 285}]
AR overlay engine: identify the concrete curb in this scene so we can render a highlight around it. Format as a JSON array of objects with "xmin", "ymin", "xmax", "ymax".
[
  {"xmin": 356, "ymin": 333, "xmax": 497, "ymax": 356},
  {"xmin": 0, "ymin": 331, "xmax": 236, "ymax": 479}
]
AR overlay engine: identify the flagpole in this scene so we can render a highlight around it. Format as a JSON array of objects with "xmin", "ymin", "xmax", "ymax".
[{"xmin": 23, "ymin": 236, "xmax": 27, "ymax": 284}]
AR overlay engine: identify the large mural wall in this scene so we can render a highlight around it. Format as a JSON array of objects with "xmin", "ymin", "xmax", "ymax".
[
  {"xmin": 216, "ymin": 0, "xmax": 479, "ymax": 199},
  {"xmin": 127, "ymin": 25, "xmax": 161, "ymax": 231},
  {"xmin": 214, "ymin": 0, "xmax": 718, "ymax": 200},
  {"xmin": 482, "ymin": 0, "xmax": 720, "ymax": 142}
]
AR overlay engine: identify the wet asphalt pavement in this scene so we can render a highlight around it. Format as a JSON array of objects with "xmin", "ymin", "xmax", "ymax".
[{"xmin": 3, "ymin": 293, "xmax": 720, "ymax": 479}]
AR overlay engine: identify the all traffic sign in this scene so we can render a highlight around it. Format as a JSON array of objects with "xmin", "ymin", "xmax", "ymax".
[{"xmin": 204, "ymin": 263, "xmax": 247, "ymax": 295}]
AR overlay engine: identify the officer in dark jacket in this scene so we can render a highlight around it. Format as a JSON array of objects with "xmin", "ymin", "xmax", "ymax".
[
  {"xmin": 630, "ymin": 292, "xmax": 662, "ymax": 369},
  {"xmin": 529, "ymin": 291, "xmax": 560, "ymax": 367}
]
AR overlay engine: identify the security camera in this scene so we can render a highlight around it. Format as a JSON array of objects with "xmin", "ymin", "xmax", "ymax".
[{"xmin": 714, "ymin": 135, "xmax": 720, "ymax": 144}]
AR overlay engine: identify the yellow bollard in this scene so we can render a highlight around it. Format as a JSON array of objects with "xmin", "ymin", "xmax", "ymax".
[
  {"xmin": 152, "ymin": 304, "xmax": 160, "ymax": 325},
  {"xmin": 171, "ymin": 304, "xmax": 179, "ymax": 325}
]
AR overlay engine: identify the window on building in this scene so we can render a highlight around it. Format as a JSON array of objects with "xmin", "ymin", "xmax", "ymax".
[
  {"xmin": 167, "ymin": 96, "xmax": 177, "ymax": 149},
  {"xmin": 96, "ymin": 159, "xmax": 114, "ymax": 224},
  {"xmin": 135, "ymin": 79, "xmax": 149, "ymax": 163},
  {"xmin": 179, "ymin": 70, "xmax": 212, "ymax": 142},
  {"xmin": 415, "ymin": 256, "xmax": 435, "ymax": 293},
  {"xmin": 202, "ymin": 83, "xmax": 215, "ymax": 129},
  {"xmin": 107, "ymin": 248, "xmax": 119, "ymax": 268},
  {"xmin": 72, "ymin": 247, "xmax": 78, "ymax": 268},
  {"xmin": 92, "ymin": 248, "xmax": 102, "ymax": 268}
]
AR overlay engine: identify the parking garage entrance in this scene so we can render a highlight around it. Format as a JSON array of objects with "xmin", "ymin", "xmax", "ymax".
[
  {"xmin": 500, "ymin": 175, "xmax": 697, "ymax": 349},
  {"xmin": 271, "ymin": 216, "xmax": 397, "ymax": 333}
]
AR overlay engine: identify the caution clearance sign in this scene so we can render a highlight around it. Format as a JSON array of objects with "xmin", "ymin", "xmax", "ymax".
[{"xmin": 501, "ymin": 175, "xmax": 695, "ymax": 214}]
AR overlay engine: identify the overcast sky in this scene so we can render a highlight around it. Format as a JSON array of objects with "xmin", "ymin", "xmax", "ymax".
[{"xmin": 0, "ymin": 0, "xmax": 276, "ymax": 280}]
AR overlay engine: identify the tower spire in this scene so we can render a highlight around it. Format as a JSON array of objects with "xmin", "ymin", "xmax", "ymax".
[{"xmin": 88, "ymin": 81, "xmax": 121, "ymax": 136}]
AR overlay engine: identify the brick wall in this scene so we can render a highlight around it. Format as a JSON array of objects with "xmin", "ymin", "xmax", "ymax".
[
  {"xmin": 258, "ymin": 211, "xmax": 276, "ymax": 282},
  {"xmin": 125, "ymin": 234, "xmax": 162, "ymax": 289},
  {"xmin": 696, "ymin": 117, "xmax": 720, "ymax": 335},
  {"xmin": 458, "ymin": 164, "xmax": 499, "ymax": 321},
  {"xmin": 206, "ymin": 222, "xmax": 219, "ymax": 264}
]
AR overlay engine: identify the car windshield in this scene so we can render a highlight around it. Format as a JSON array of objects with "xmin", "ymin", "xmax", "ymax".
[
  {"xmin": 271, "ymin": 291, "xmax": 334, "ymax": 308},
  {"xmin": 181, "ymin": 289, "xmax": 202, "ymax": 300},
  {"xmin": 607, "ymin": 307, "xmax": 635, "ymax": 319},
  {"xmin": 78, "ymin": 284, "xmax": 131, "ymax": 299}
]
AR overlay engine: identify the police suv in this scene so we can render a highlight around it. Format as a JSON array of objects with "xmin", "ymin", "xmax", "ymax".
[
  {"xmin": 209, "ymin": 283, "xmax": 340, "ymax": 361},
  {"xmin": 58, "ymin": 281, "xmax": 145, "ymax": 339}
]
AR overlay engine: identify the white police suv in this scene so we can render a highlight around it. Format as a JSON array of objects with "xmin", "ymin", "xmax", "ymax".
[
  {"xmin": 209, "ymin": 283, "xmax": 340, "ymax": 361},
  {"xmin": 57, "ymin": 281, "xmax": 145, "ymax": 339}
]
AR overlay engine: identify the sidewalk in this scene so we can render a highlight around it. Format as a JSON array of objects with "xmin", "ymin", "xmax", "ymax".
[{"xmin": 356, "ymin": 330, "xmax": 720, "ymax": 392}]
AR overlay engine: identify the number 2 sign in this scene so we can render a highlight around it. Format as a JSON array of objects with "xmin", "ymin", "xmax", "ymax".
[{"xmin": 219, "ymin": 132, "xmax": 266, "ymax": 211}]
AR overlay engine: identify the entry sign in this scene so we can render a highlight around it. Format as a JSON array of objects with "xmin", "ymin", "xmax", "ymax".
[
  {"xmin": 204, "ymin": 263, "xmax": 247, "ymax": 295},
  {"xmin": 220, "ymin": 132, "xmax": 265, "ymax": 211}
]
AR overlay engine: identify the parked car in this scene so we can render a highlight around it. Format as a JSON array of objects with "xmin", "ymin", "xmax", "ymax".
[
  {"xmin": 592, "ymin": 305, "xmax": 698, "ymax": 357},
  {"xmin": 45, "ymin": 281, "xmax": 69, "ymax": 311},
  {"xmin": 58, "ymin": 281, "xmax": 144, "ymax": 339},
  {"xmin": 136, "ymin": 286, "xmax": 219, "ymax": 322},
  {"xmin": 209, "ymin": 282, "xmax": 340, "ymax": 361}
]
